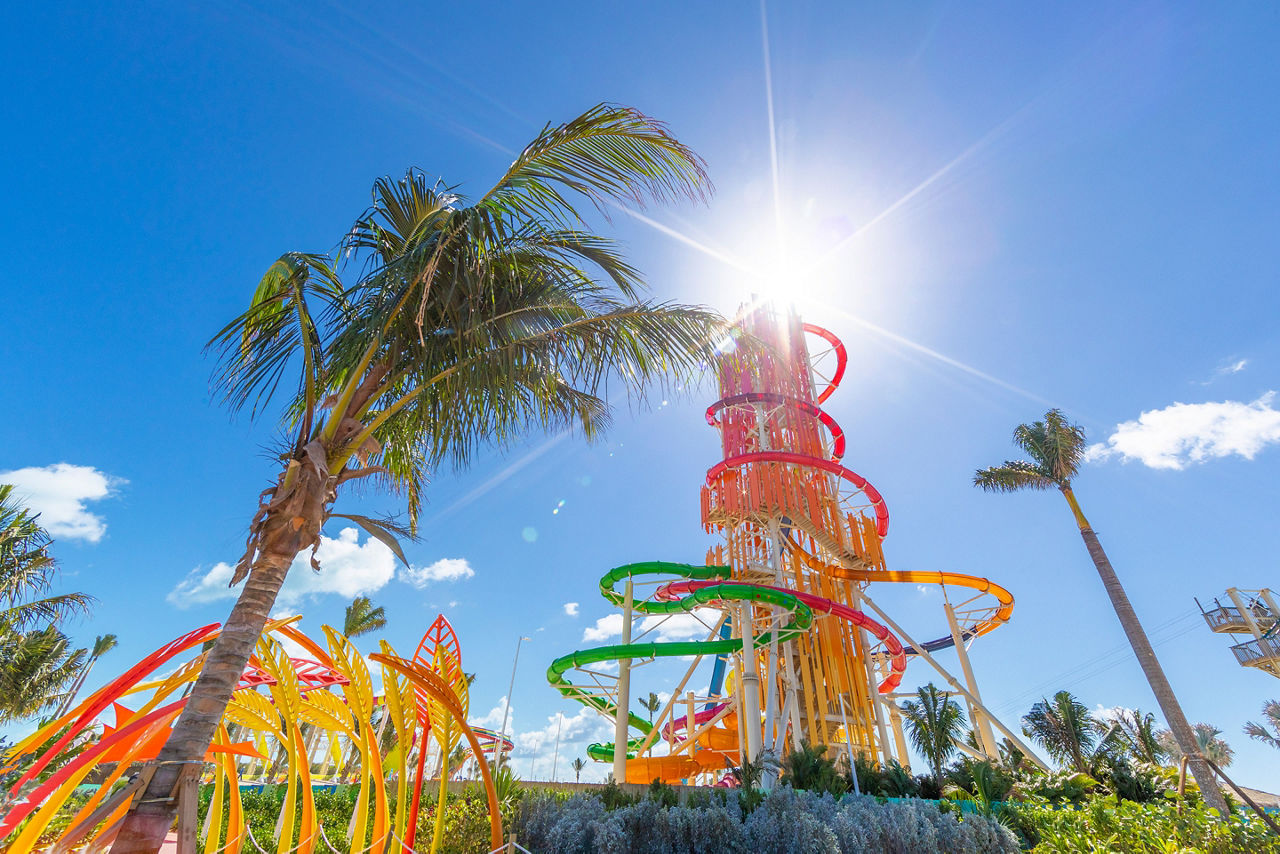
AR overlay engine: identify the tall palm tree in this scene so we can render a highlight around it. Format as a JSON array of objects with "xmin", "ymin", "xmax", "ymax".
[
  {"xmin": 52, "ymin": 633, "xmax": 119, "ymax": 718},
  {"xmin": 975, "ymin": 409, "xmax": 1227, "ymax": 813},
  {"xmin": 900, "ymin": 683, "xmax": 965, "ymax": 782},
  {"xmin": 342, "ymin": 595, "xmax": 387, "ymax": 639},
  {"xmin": 571, "ymin": 756, "xmax": 586, "ymax": 783},
  {"xmin": 1022, "ymin": 691, "xmax": 1102, "ymax": 774},
  {"xmin": 117, "ymin": 104, "xmax": 726, "ymax": 849},
  {"xmin": 1244, "ymin": 700, "xmax": 1280, "ymax": 750}
]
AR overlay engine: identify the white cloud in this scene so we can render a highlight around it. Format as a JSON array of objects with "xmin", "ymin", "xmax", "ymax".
[
  {"xmin": 400, "ymin": 557, "xmax": 475, "ymax": 588},
  {"xmin": 1085, "ymin": 392, "xmax": 1280, "ymax": 470},
  {"xmin": 1221, "ymin": 358, "xmax": 1249, "ymax": 375},
  {"xmin": 582, "ymin": 610, "xmax": 718, "ymax": 644},
  {"xmin": 563, "ymin": 602, "xmax": 580, "ymax": 617},
  {"xmin": 0, "ymin": 463, "xmax": 122, "ymax": 543},
  {"xmin": 583, "ymin": 614, "xmax": 623, "ymax": 643},
  {"xmin": 168, "ymin": 527, "xmax": 396, "ymax": 608},
  {"xmin": 471, "ymin": 700, "xmax": 616, "ymax": 782}
]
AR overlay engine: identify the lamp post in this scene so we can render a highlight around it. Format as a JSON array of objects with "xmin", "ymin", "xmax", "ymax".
[{"xmin": 496, "ymin": 635, "xmax": 531, "ymax": 770}]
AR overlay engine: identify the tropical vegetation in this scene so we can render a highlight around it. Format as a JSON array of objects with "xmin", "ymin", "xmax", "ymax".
[
  {"xmin": 974, "ymin": 409, "xmax": 1228, "ymax": 814},
  {"xmin": 900, "ymin": 682, "xmax": 966, "ymax": 784},
  {"xmin": 1244, "ymin": 699, "xmax": 1280, "ymax": 750},
  {"xmin": 117, "ymin": 103, "xmax": 729, "ymax": 847},
  {"xmin": 0, "ymin": 484, "xmax": 95, "ymax": 725},
  {"xmin": 341, "ymin": 595, "xmax": 387, "ymax": 639}
]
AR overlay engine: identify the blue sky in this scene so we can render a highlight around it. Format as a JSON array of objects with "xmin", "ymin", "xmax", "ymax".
[{"xmin": 4, "ymin": 1, "xmax": 1280, "ymax": 788}]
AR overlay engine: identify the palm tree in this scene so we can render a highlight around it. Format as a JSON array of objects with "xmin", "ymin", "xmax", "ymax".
[
  {"xmin": 1244, "ymin": 700, "xmax": 1280, "ymax": 750},
  {"xmin": 638, "ymin": 691, "xmax": 661, "ymax": 726},
  {"xmin": 0, "ymin": 625, "xmax": 88, "ymax": 724},
  {"xmin": 342, "ymin": 595, "xmax": 387, "ymax": 639},
  {"xmin": 1158, "ymin": 722, "xmax": 1234, "ymax": 768},
  {"xmin": 0, "ymin": 485, "xmax": 93, "ymax": 724},
  {"xmin": 571, "ymin": 756, "xmax": 586, "ymax": 783},
  {"xmin": 975, "ymin": 410, "xmax": 1227, "ymax": 813},
  {"xmin": 117, "ymin": 104, "xmax": 725, "ymax": 849},
  {"xmin": 1114, "ymin": 708, "xmax": 1167, "ymax": 765},
  {"xmin": 1022, "ymin": 691, "xmax": 1102, "ymax": 774},
  {"xmin": 0, "ymin": 484, "xmax": 93, "ymax": 630},
  {"xmin": 52, "ymin": 633, "xmax": 119, "ymax": 718},
  {"xmin": 900, "ymin": 683, "xmax": 966, "ymax": 782}
]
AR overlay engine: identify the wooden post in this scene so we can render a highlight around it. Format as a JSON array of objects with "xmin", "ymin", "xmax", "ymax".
[{"xmin": 175, "ymin": 763, "xmax": 202, "ymax": 854}]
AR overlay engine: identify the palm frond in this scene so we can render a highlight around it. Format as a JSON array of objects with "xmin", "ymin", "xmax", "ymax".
[
  {"xmin": 480, "ymin": 103, "xmax": 711, "ymax": 227},
  {"xmin": 207, "ymin": 252, "xmax": 346, "ymax": 421},
  {"xmin": 1012, "ymin": 409, "xmax": 1087, "ymax": 483},
  {"xmin": 973, "ymin": 460, "xmax": 1057, "ymax": 493}
]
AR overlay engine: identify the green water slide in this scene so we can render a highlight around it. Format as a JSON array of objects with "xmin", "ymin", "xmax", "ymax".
[{"xmin": 546, "ymin": 561, "xmax": 813, "ymax": 762}]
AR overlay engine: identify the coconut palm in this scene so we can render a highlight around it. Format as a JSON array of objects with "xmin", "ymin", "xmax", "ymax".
[
  {"xmin": 571, "ymin": 756, "xmax": 586, "ymax": 783},
  {"xmin": 1158, "ymin": 722, "xmax": 1235, "ymax": 768},
  {"xmin": 342, "ymin": 595, "xmax": 387, "ymax": 639},
  {"xmin": 117, "ymin": 104, "xmax": 725, "ymax": 848},
  {"xmin": 1244, "ymin": 700, "xmax": 1280, "ymax": 750},
  {"xmin": 0, "ymin": 625, "xmax": 88, "ymax": 724},
  {"xmin": 0, "ymin": 484, "xmax": 93, "ymax": 630},
  {"xmin": 900, "ymin": 683, "xmax": 966, "ymax": 783},
  {"xmin": 975, "ymin": 410, "xmax": 1227, "ymax": 813},
  {"xmin": 1022, "ymin": 691, "xmax": 1105, "ymax": 774},
  {"xmin": 51, "ymin": 633, "xmax": 118, "ymax": 718},
  {"xmin": 0, "ymin": 485, "xmax": 93, "ymax": 724}
]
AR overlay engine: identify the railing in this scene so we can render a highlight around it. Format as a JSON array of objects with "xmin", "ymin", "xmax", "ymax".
[
  {"xmin": 1232, "ymin": 636, "xmax": 1280, "ymax": 667},
  {"xmin": 1201, "ymin": 605, "xmax": 1249, "ymax": 632}
]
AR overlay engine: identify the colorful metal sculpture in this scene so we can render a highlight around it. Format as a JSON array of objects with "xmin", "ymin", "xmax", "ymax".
[{"xmin": 0, "ymin": 615, "xmax": 500, "ymax": 853}]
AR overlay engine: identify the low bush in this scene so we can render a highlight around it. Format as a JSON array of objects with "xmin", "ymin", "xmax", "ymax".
[
  {"xmin": 513, "ymin": 785, "xmax": 1018, "ymax": 853},
  {"xmin": 1007, "ymin": 795, "xmax": 1280, "ymax": 853}
]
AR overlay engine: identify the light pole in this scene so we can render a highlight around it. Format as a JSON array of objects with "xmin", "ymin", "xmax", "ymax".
[
  {"xmin": 496, "ymin": 635, "xmax": 531, "ymax": 770},
  {"xmin": 550, "ymin": 713, "xmax": 564, "ymax": 781}
]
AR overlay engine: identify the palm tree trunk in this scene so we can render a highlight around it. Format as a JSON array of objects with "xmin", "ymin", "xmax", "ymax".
[
  {"xmin": 114, "ymin": 464, "xmax": 329, "ymax": 852},
  {"xmin": 1062, "ymin": 488, "xmax": 1228, "ymax": 815},
  {"xmin": 52, "ymin": 655, "xmax": 96, "ymax": 719}
]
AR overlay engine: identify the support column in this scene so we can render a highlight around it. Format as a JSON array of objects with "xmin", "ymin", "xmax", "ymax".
[
  {"xmin": 612, "ymin": 577, "xmax": 634, "ymax": 783},
  {"xmin": 687, "ymin": 692, "xmax": 699, "ymax": 761},
  {"xmin": 886, "ymin": 699, "xmax": 911, "ymax": 770},
  {"xmin": 859, "ymin": 590, "xmax": 1050, "ymax": 771},
  {"xmin": 739, "ymin": 601, "xmax": 764, "ymax": 763},
  {"xmin": 945, "ymin": 602, "xmax": 998, "ymax": 758}
]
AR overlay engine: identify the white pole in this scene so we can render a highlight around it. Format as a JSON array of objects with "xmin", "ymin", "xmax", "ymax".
[
  {"xmin": 496, "ymin": 636, "xmax": 530, "ymax": 770},
  {"xmin": 839, "ymin": 695, "xmax": 860, "ymax": 795},
  {"xmin": 550, "ymin": 714, "xmax": 564, "ymax": 782},
  {"xmin": 612, "ymin": 577, "xmax": 634, "ymax": 783},
  {"xmin": 945, "ymin": 601, "xmax": 998, "ymax": 758},
  {"xmin": 857, "ymin": 590, "xmax": 1049, "ymax": 771},
  {"xmin": 740, "ymin": 601, "xmax": 764, "ymax": 763}
]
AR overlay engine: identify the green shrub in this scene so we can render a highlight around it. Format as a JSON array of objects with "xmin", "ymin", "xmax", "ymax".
[{"xmin": 1008, "ymin": 795, "xmax": 1280, "ymax": 853}]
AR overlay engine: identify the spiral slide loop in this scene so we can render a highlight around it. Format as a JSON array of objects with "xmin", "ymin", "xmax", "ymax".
[{"xmin": 546, "ymin": 562, "xmax": 905, "ymax": 769}]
